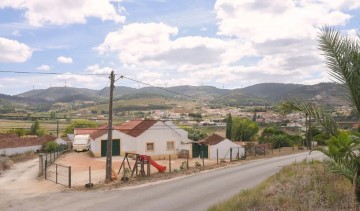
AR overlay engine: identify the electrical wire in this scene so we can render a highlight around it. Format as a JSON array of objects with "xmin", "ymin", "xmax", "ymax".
[
  {"xmin": 0, "ymin": 70, "xmax": 109, "ymax": 76},
  {"xmin": 117, "ymin": 75, "xmax": 195, "ymax": 100}
]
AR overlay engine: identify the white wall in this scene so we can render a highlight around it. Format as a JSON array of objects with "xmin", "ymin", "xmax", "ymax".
[
  {"xmin": 209, "ymin": 139, "xmax": 244, "ymax": 160},
  {"xmin": 0, "ymin": 145, "xmax": 42, "ymax": 156},
  {"xmin": 136, "ymin": 121, "xmax": 181, "ymax": 156},
  {"xmin": 92, "ymin": 130, "xmax": 136, "ymax": 155}
]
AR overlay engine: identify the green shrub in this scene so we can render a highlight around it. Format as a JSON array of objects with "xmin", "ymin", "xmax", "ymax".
[{"xmin": 43, "ymin": 141, "xmax": 59, "ymax": 152}]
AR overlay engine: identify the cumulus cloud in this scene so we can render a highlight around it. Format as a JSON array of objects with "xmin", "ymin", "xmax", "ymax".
[
  {"xmin": 57, "ymin": 56, "xmax": 73, "ymax": 64},
  {"xmin": 94, "ymin": 0, "xmax": 360, "ymax": 88},
  {"xmin": 0, "ymin": 37, "xmax": 32, "ymax": 63},
  {"xmin": 86, "ymin": 64, "xmax": 113, "ymax": 74},
  {"xmin": 97, "ymin": 22, "xmax": 230, "ymax": 68},
  {"xmin": 0, "ymin": 0, "xmax": 125, "ymax": 27},
  {"xmin": 36, "ymin": 65, "xmax": 50, "ymax": 71}
]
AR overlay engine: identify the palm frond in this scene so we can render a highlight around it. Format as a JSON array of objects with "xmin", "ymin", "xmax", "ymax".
[
  {"xmin": 278, "ymin": 99, "xmax": 338, "ymax": 136},
  {"xmin": 319, "ymin": 26, "xmax": 360, "ymax": 113}
]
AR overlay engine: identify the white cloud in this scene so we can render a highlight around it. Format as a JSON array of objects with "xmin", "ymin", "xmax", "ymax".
[
  {"xmin": 0, "ymin": 0, "xmax": 125, "ymax": 27},
  {"xmin": 0, "ymin": 37, "xmax": 32, "ymax": 63},
  {"xmin": 94, "ymin": 1, "xmax": 360, "ymax": 89},
  {"xmin": 86, "ymin": 64, "xmax": 113, "ymax": 74},
  {"xmin": 57, "ymin": 56, "xmax": 73, "ymax": 64},
  {"xmin": 36, "ymin": 64, "xmax": 50, "ymax": 71},
  {"xmin": 97, "ymin": 22, "xmax": 230, "ymax": 68}
]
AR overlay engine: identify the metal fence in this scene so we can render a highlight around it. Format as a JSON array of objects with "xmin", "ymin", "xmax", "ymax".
[
  {"xmin": 39, "ymin": 146, "xmax": 72, "ymax": 188},
  {"xmin": 45, "ymin": 162, "xmax": 71, "ymax": 188}
]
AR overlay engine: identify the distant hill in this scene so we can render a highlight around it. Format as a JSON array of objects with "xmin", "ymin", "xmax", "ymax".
[
  {"xmin": 219, "ymin": 82, "xmax": 349, "ymax": 106},
  {"xmin": 0, "ymin": 82, "xmax": 348, "ymax": 112},
  {"xmin": 17, "ymin": 87, "xmax": 98, "ymax": 102},
  {"xmin": 240, "ymin": 83, "xmax": 303, "ymax": 99}
]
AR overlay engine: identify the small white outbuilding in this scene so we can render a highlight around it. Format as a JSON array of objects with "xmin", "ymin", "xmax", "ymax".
[{"xmin": 200, "ymin": 134, "xmax": 244, "ymax": 160}]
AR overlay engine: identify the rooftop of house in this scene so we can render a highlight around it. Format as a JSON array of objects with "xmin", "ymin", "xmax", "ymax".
[
  {"xmin": 200, "ymin": 133, "xmax": 226, "ymax": 145},
  {"xmin": 0, "ymin": 134, "xmax": 55, "ymax": 149},
  {"xmin": 89, "ymin": 119, "xmax": 158, "ymax": 139}
]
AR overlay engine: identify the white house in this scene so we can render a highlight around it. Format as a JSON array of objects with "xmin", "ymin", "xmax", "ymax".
[
  {"xmin": 86, "ymin": 120, "xmax": 191, "ymax": 159},
  {"xmin": 0, "ymin": 134, "xmax": 55, "ymax": 156},
  {"xmin": 200, "ymin": 134, "xmax": 244, "ymax": 160}
]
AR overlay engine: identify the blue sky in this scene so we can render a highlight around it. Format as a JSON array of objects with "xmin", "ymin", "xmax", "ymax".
[{"xmin": 0, "ymin": 0, "xmax": 360, "ymax": 95}]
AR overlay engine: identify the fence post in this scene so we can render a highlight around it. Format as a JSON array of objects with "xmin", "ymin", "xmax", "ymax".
[
  {"xmin": 255, "ymin": 146, "xmax": 257, "ymax": 157},
  {"xmin": 56, "ymin": 164, "xmax": 58, "ymax": 184},
  {"xmin": 45, "ymin": 160, "xmax": 47, "ymax": 180},
  {"xmin": 68, "ymin": 166, "xmax": 71, "ymax": 188},
  {"xmin": 89, "ymin": 166, "xmax": 91, "ymax": 185},
  {"xmin": 169, "ymin": 155, "xmax": 171, "ymax": 173},
  {"xmin": 216, "ymin": 149, "xmax": 218, "ymax": 164},
  {"xmin": 147, "ymin": 156, "xmax": 150, "ymax": 176},
  {"xmin": 186, "ymin": 151, "xmax": 189, "ymax": 170},
  {"xmin": 201, "ymin": 151, "xmax": 204, "ymax": 167},
  {"xmin": 230, "ymin": 148, "xmax": 232, "ymax": 162},
  {"xmin": 39, "ymin": 154, "xmax": 44, "ymax": 177}
]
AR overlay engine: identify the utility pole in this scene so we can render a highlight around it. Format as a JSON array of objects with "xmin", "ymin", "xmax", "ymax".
[{"xmin": 105, "ymin": 71, "xmax": 115, "ymax": 183}]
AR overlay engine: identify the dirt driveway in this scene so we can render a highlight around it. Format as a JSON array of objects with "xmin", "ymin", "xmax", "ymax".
[
  {"xmin": 52, "ymin": 151, "xmax": 218, "ymax": 187},
  {"xmin": 0, "ymin": 158, "xmax": 64, "ymax": 209}
]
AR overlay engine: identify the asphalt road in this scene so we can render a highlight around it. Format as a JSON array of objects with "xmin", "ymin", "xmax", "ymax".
[{"xmin": 4, "ymin": 151, "xmax": 324, "ymax": 211}]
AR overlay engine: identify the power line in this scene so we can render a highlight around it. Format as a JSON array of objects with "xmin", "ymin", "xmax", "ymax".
[
  {"xmin": 0, "ymin": 70, "xmax": 109, "ymax": 76},
  {"xmin": 117, "ymin": 75, "xmax": 195, "ymax": 100}
]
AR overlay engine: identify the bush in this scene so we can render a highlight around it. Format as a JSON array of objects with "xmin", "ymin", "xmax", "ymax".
[{"xmin": 43, "ymin": 141, "xmax": 59, "ymax": 152}]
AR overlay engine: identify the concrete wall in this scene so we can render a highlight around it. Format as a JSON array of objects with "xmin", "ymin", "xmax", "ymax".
[
  {"xmin": 209, "ymin": 139, "xmax": 245, "ymax": 160},
  {"xmin": 91, "ymin": 130, "xmax": 136, "ymax": 157},
  {"xmin": 136, "ymin": 122, "xmax": 181, "ymax": 158},
  {"xmin": 0, "ymin": 145, "xmax": 42, "ymax": 156}
]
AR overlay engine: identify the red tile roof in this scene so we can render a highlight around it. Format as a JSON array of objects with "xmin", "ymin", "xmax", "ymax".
[
  {"xmin": 122, "ymin": 120, "xmax": 157, "ymax": 137},
  {"xmin": 89, "ymin": 120, "xmax": 158, "ymax": 139},
  {"xmin": 74, "ymin": 128, "xmax": 100, "ymax": 135},
  {"xmin": 200, "ymin": 134, "xmax": 226, "ymax": 145},
  {"xmin": 0, "ymin": 135, "xmax": 55, "ymax": 149}
]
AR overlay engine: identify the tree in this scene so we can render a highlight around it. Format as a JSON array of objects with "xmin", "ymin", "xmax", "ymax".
[
  {"xmin": 259, "ymin": 126, "xmax": 302, "ymax": 149},
  {"xmin": 30, "ymin": 120, "xmax": 46, "ymax": 136},
  {"xmin": 63, "ymin": 120, "xmax": 98, "ymax": 135},
  {"xmin": 186, "ymin": 127, "xmax": 207, "ymax": 141},
  {"xmin": 280, "ymin": 26, "xmax": 360, "ymax": 202},
  {"xmin": 231, "ymin": 117, "xmax": 259, "ymax": 141},
  {"xmin": 226, "ymin": 113, "xmax": 232, "ymax": 140}
]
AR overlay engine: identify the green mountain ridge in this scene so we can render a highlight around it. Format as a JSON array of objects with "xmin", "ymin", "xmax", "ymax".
[{"xmin": 0, "ymin": 83, "xmax": 350, "ymax": 112}]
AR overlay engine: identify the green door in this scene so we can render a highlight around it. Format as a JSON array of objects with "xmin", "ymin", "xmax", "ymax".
[
  {"xmin": 192, "ymin": 143, "xmax": 201, "ymax": 158},
  {"xmin": 200, "ymin": 145, "xmax": 208, "ymax": 158},
  {"xmin": 101, "ymin": 139, "xmax": 120, "ymax": 157},
  {"xmin": 112, "ymin": 139, "xmax": 120, "ymax": 156}
]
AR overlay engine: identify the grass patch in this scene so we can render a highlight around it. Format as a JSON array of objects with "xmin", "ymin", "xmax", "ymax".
[{"xmin": 209, "ymin": 160, "xmax": 354, "ymax": 210}]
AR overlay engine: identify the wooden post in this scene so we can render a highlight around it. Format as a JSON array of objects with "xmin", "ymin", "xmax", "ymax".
[
  {"xmin": 69, "ymin": 166, "xmax": 71, "ymax": 188},
  {"xmin": 105, "ymin": 71, "xmax": 115, "ymax": 183},
  {"xmin": 230, "ymin": 148, "xmax": 232, "ymax": 162},
  {"xmin": 147, "ymin": 156, "xmax": 151, "ymax": 176},
  {"xmin": 186, "ymin": 151, "xmax": 189, "ymax": 170},
  {"xmin": 201, "ymin": 151, "xmax": 204, "ymax": 167},
  {"xmin": 255, "ymin": 146, "xmax": 257, "ymax": 157},
  {"xmin": 216, "ymin": 149, "xmax": 218, "ymax": 164},
  {"xmin": 56, "ymin": 164, "xmax": 58, "ymax": 184},
  {"xmin": 45, "ymin": 160, "xmax": 47, "ymax": 179},
  {"xmin": 169, "ymin": 155, "xmax": 171, "ymax": 173},
  {"xmin": 89, "ymin": 166, "xmax": 91, "ymax": 185},
  {"xmin": 39, "ymin": 154, "xmax": 44, "ymax": 176}
]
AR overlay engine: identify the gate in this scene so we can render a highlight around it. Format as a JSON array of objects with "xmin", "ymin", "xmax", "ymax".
[{"xmin": 45, "ymin": 162, "xmax": 71, "ymax": 188}]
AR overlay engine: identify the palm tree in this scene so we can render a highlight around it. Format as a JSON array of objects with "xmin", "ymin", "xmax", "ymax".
[{"xmin": 280, "ymin": 26, "xmax": 360, "ymax": 201}]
